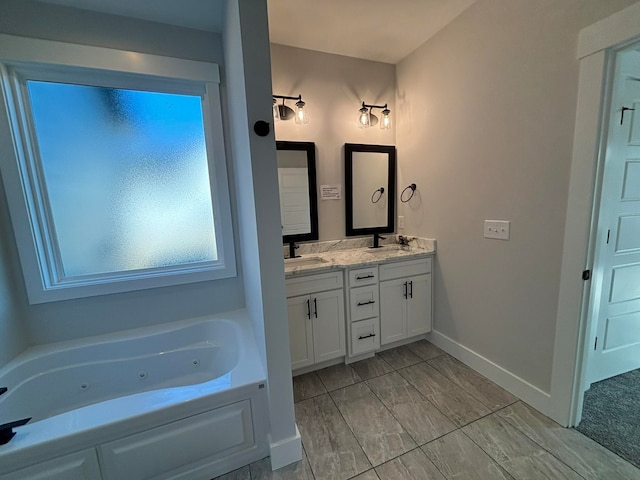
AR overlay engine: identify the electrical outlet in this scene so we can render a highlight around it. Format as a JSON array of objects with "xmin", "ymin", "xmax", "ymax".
[
  {"xmin": 484, "ymin": 220, "xmax": 510, "ymax": 240},
  {"xmin": 398, "ymin": 216, "xmax": 405, "ymax": 229}
]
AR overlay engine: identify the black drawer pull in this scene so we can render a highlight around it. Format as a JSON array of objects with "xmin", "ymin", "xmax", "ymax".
[
  {"xmin": 356, "ymin": 274, "xmax": 374, "ymax": 280},
  {"xmin": 357, "ymin": 300, "xmax": 375, "ymax": 306},
  {"xmin": 358, "ymin": 333, "xmax": 376, "ymax": 340}
]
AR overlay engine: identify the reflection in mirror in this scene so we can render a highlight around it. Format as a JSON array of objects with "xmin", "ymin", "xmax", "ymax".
[
  {"xmin": 276, "ymin": 141, "xmax": 318, "ymax": 243},
  {"xmin": 345, "ymin": 143, "xmax": 396, "ymax": 236}
]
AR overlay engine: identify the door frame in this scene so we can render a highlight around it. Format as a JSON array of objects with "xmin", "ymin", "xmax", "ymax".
[{"xmin": 550, "ymin": 2, "xmax": 640, "ymax": 427}]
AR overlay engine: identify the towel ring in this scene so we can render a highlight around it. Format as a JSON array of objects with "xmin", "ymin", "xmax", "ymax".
[
  {"xmin": 400, "ymin": 183, "xmax": 417, "ymax": 203},
  {"xmin": 371, "ymin": 187, "xmax": 385, "ymax": 204}
]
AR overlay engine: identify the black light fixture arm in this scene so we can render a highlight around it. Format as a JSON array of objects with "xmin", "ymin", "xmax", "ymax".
[
  {"xmin": 274, "ymin": 94, "xmax": 303, "ymax": 102},
  {"xmin": 361, "ymin": 101, "xmax": 388, "ymax": 111}
]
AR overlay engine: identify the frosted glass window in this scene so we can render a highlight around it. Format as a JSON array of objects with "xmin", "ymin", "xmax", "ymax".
[{"xmin": 26, "ymin": 81, "xmax": 217, "ymax": 278}]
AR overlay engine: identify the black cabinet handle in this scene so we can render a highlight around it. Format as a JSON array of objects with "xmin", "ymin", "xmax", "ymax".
[
  {"xmin": 409, "ymin": 280, "xmax": 413, "ymax": 299},
  {"xmin": 356, "ymin": 274, "xmax": 374, "ymax": 280},
  {"xmin": 306, "ymin": 299, "xmax": 311, "ymax": 319},
  {"xmin": 357, "ymin": 300, "xmax": 375, "ymax": 306},
  {"xmin": 358, "ymin": 333, "xmax": 377, "ymax": 340},
  {"xmin": 403, "ymin": 281, "xmax": 407, "ymax": 299},
  {"xmin": 313, "ymin": 298, "xmax": 318, "ymax": 318}
]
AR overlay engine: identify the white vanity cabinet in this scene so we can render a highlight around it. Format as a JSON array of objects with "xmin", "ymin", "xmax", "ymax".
[
  {"xmin": 379, "ymin": 258, "xmax": 432, "ymax": 345},
  {"xmin": 346, "ymin": 266, "xmax": 380, "ymax": 357},
  {"xmin": 286, "ymin": 271, "xmax": 345, "ymax": 370}
]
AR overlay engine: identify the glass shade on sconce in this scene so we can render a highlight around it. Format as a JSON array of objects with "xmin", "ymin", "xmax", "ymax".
[
  {"xmin": 294, "ymin": 99, "xmax": 308, "ymax": 124},
  {"xmin": 380, "ymin": 107, "xmax": 391, "ymax": 130},
  {"xmin": 359, "ymin": 106, "xmax": 370, "ymax": 128},
  {"xmin": 273, "ymin": 99, "xmax": 280, "ymax": 122}
]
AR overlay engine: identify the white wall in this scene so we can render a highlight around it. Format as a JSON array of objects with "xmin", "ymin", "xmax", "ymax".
[
  {"xmin": 270, "ymin": 45, "xmax": 395, "ymax": 240},
  {"xmin": 0, "ymin": 179, "xmax": 27, "ymax": 367},
  {"xmin": 225, "ymin": 0, "xmax": 299, "ymax": 468},
  {"xmin": 0, "ymin": 1, "xmax": 245, "ymax": 346},
  {"xmin": 396, "ymin": 0, "xmax": 640, "ymax": 394}
]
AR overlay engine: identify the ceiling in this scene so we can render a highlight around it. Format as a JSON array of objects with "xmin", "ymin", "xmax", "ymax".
[
  {"xmin": 267, "ymin": 0, "xmax": 476, "ymax": 64},
  {"xmin": 37, "ymin": 0, "xmax": 476, "ymax": 64}
]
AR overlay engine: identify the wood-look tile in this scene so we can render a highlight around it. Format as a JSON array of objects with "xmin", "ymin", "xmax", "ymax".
[
  {"xmin": 214, "ymin": 465, "xmax": 251, "ymax": 480},
  {"xmin": 366, "ymin": 372, "xmax": 456, "ymax": 445},
  {"xmin": 462, "ymin": 415, "xmax": 584, "ymax": 479},
  {"xmin": 399, "ymin": 362, "xmax": 491, "ymax": 427},
  {"xmin": 316, "ymin": 363, "xmax": 362, "ymax": 392},
  {"xmin": 351, "ymin": 470, "xmax": 381, "ymax": 480},
  {"xmin": 497, "ymin": 402, "xmax": 640, "ymax": 480},
  {"xmin": 427, "ymin": 354, "xmax": 517, "ymax": 411},
  {"xmin": 295, "ymin": 394, "xmax": 371, "ymax": 480},
  {"xmin": 293, "ymin": 372, "xmax": 327, "ymax": 402},
  {"xmin": 422, "ymin": 430, "xmax": 513, "ymax": 480},
  {"xmin": 375, "ymin": 449, "xmax": 446, "ymax": 480},
  {"xmin": 406, "ymin": 339, "xmax": 444, "ymax": 361},
  {"xmin": 350, "ymin": 355, "xmax": 394, "ymax": 380},
  {"xmin": 250, "ymin": 449, "xmax": 314, "ymax": 480},
  {"xmin": 378, "ymin": 345, "xmax": 423, "ymax": 370},
  {"xmin": 331, "ymin": 382, "xmax": 416, "ymax": 466}
]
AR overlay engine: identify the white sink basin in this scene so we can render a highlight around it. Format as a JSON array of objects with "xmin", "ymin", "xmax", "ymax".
[{"xmin": 284, "ymin": 256, "xmax": 328, "ymax": 267}]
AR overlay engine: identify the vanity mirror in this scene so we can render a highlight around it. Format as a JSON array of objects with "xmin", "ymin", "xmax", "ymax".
[
  {"xmin": 345, "ymin": 143, "xmax": 396, "ymax": 236},
  {"xmin": 276, "ymin": 141, "xmax": 319, "ymax": 243}
]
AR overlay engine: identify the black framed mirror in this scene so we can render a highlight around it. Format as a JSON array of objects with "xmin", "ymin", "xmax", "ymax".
[
  {"xmin": 276, "ymin": 141, "xmax": 319, "ymax": 243},
  {"xmin": 345, "ymin": 143, "xmax": 396, "ymax": 236}
]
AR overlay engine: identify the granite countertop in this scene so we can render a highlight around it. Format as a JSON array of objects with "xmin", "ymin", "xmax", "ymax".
[{"xmin": 283, "ymin": 235, "xmax": 436, "ymax": 277}]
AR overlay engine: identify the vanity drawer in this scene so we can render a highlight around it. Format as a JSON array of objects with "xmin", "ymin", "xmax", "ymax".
[
  {"xmin": 286, "ymin": 271, "xmax": 344, "ymax": 297},
  {"xmin": 379, "ymin": 258, "xmax": 431, "ymax": 281},
  {"xmin": 349, "ymin": 284, "xmax": 379, "ymax": 322},
  {"xmin": 348, "ymin": 266, "xmax": 378, "ymax": 287},
  {"xmin": 350, "ymin": 318, "xmax": 380, "ymax": 356}
]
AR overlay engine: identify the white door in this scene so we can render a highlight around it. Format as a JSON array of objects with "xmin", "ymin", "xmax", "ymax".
[
  {"xmin": 407, "ymin": 274, "xmax": 432, "ymax": 337},
  {"xmin": 278, "ymin": 168, "xmax": 311, "ymax": 236},
  {"xmin": 312, "ymin": 289, "xmax": 345, "ymax": 363},
  {"xmin": 287, "ymin": 295, "xmax": 314, "ymax": 370},
  {"xmin": 588, "ymin": 48, "xmax": 640, "ymax": 384},
  {"xmin": 380, "ymin": 278, "xmax": 407, "ymax": 345}
]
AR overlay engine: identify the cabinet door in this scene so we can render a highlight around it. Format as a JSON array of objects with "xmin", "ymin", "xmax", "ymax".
[
  {"xmin": 407, "ymin": 274, "xmax": 432, "ymax": 337},
  {"xmin": 312, "ymin": 289, "xmax": 346, "ymax": 363},
  {"xmin": 380, "ymin": 278, "xmax": 408, "ymax": 345},
  {"xmin": 287, "ymin": 295, "xmax": 314, "ymax": 370},
  {"xmin": 0, "ymin": 450, "xmax": 101, "ymax": 480}
]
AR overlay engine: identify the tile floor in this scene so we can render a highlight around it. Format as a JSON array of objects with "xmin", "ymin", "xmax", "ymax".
[{"xmin": 215, "ymin": 340, "xmax": 640, "ymax": 480}]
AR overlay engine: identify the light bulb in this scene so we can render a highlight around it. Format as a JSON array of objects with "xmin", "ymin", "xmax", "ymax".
[
  {"xmin": 380, "ymin": 108, "xmax": 391, "ymax": 130},
  {"xmin": 359, "ymin": 106, "xmax": 370, "ymax": 128},
  {"xmin": 294, "ymin": 99, "xmax": 307, "ymax": 124}
]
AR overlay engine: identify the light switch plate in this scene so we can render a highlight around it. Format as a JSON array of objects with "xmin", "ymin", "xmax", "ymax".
[
  {"xmin": 398, "ymin": 216, "xmax": 405, "ymax": 229},
  {"xmin": 484, "ymin": 220, "xmax": 510, "ymax": 240}
]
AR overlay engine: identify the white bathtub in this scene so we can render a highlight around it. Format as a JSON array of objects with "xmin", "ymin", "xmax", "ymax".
[{"xmin": 0, "ymin": 309, "xmax": 268, "ymax": 479}]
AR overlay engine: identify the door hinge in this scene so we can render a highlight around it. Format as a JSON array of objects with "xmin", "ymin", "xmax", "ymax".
[
  {"xmin": 582, "ymin": 269, "xmax": 591, "ymax": 281},
  {"xmin": 594, "ymin": 336, "xmax": 598, "ymax": 350},
  {"xmin": 621, "ymin": 106, "xmax": 636, "ymax": 125},
  {"xmin": 606, "ymin": 229, "xmax": 610, "ymax": 244}
]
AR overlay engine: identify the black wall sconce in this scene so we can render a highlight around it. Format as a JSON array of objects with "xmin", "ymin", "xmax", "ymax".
[
  {"xmin": 358, "ymin": 101, "xmax": 391, "ymax": 130},
  {"xmin": 273, "ymin": 94, "xmax": 308, "ymax": 124}
]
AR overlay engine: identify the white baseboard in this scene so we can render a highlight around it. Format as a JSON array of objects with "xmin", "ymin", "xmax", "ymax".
[
  {"xmin": 427, "ymin": 330, "xmax": 551, "ymax": 415},
  {"xmin": 268, "ymin": 425, "xmax": 302, "ymax": 470}
]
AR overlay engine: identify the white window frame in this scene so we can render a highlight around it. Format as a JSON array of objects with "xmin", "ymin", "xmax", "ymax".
[{"xmin": 0, "ymin": 34, "xmax": 236, "ymax": 303}]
